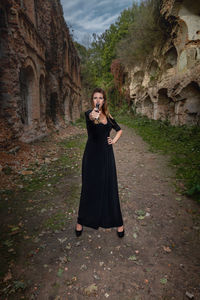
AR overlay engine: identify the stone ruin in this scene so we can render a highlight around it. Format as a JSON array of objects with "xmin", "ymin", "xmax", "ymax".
[
  {"xmin": 127, "ymin": 0, "xmax": 200, "ymax": 126},
  {"xmin": 0, "ymin": 0, "xmax": 81, "ymax": 146}
]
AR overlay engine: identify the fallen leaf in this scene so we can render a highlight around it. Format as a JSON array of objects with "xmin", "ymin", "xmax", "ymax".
[
  {"xmin": 175, "ymin": 197, "xmax": 182, "ymax": 201},
  {"xmin": 138, "ymin": 216, "xmax": 145, "ymax": 220},
  {"xmin": 57, "ymin": 268, "xmax": 63, "ymax": 277},
  {"xmin": 80, "ymin": 264, "xmax": 87, "ymax": 271},
  {"xmin": 3, "ymin": 270, "xmax": 12, "ymax": 282},
  {"xmin": 136, "ymin": 209, "xmax": 146, "ymax": 216},
  {"xmin": 21, "ymin": 170, "xmax": 33, "ymax": 175},
  {"xmin": 185, "ymin": 291, "xmax": 194, "ymax": 299},
  {"xmin": 105, "ymin": 293, "xmax": 109, "ymax": 298},
  {"xmin": 58, "ymin": 237, "xmax": 67, "ymax": 243},
  {"xmin": 160, "ymin": 278, "xmax": 167, "ymax": 284},
  {"xmin": 128, "ymin": 255, "xmax": 137, "ymax": 261},
  {"xmin": 84, "ymin": 283, "xmax": 98, "ymax": 295},
  {"xmin": 11, "ymin": 226, "xmax": 20, "ymax": 232},
  {"xmin": 163, "ymin": 246, "xmax": 172, "ymax": 253},
  {"xmin": 133, "ymin": 233, "xmax": 137, "ymax": 239}
]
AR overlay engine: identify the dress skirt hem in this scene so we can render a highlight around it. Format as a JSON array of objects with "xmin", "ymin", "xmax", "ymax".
[{"xmin": 77, "ymin": 217, "xmax": 123, "ymax": 230}]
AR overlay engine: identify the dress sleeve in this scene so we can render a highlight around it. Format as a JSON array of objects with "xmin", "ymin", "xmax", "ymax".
[
  {"xmin": 85, "ymin": 109, "xmax": 93, "ymax": 122},
  {"xmin": 110, "ymin": 117, "xmax": 121, "ymax": 132}
]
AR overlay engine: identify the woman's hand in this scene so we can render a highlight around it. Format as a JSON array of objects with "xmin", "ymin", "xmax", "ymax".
[
  {"xmin": 107, "ymin": 129, "xmax": 123, "ymax": 145},
  {"xmin": 107, "ymin": 136, "xmax": 115, "ymax": 144},
  {"xmin": 90, "ymin": 108, "xmax": 101, "ymax": 120}
]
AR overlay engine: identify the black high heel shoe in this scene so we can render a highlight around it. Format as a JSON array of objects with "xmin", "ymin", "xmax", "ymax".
[
  {"xmin": 75, "ymin": 225, "xmax": 83, "ymax": 237},
  {"xmin": 117, "ymin": 228, "xmax": 125, "ymax": 238}
]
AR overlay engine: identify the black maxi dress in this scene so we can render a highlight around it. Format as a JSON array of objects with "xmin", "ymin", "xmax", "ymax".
[{"xmin": 77, "ymin": 109, "xmax": 123, "ymax": 230}]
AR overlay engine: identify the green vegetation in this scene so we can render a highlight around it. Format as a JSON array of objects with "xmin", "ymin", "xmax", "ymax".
[
  {"xmin": 75, "ymin": 0, "xmax": 166, "ymax": 104},
  {"xmin": 74, "ymin": 4, "xmax": 136, "ymax": 95},
  {"xmin": 43, "ymin": 211, "xmax": 67, "ymax": 231},
  {"xmin": 116, "ymin": 112, "xmax": 200, "ymax": 202},
  {"xmin": 15, "ymin": 134, "xmax": 87, "ymax": 193},
  {"xmin": 117, "ymin": 0, "xmax": 168, "ymax": 66}
]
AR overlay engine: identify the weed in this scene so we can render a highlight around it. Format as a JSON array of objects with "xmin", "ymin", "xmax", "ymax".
[
  {"xmin": 43, "ymin": 211, "xmax": 67, "ymax": 231},
  {"xmin": 117, "ymin": 113, "xmax": 200, "ymax": 202}
]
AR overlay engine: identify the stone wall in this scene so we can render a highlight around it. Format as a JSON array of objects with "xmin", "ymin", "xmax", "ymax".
[
  {"xmin": 0, "ymin": 0, "xmax": 81, "ymax": 145},
  {"xmin": 127, "ymin": 0, "xmax": 200, "ymax": 126}
]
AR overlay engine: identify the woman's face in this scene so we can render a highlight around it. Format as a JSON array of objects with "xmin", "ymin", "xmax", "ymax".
[{"xmin": 93, "ymin": 92, "xmax": 104, "ymax": 110}]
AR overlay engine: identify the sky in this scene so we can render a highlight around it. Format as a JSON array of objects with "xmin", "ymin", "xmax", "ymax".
[{"xmin": 60, "ymin": 0, "xmax": 134, "ymax": 46}]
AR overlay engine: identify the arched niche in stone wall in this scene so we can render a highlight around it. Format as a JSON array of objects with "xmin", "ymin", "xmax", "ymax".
[
  {"xmin": 134, "ymin": 71, "xmax": 144, "ymax": 84},
  {"xmin": 142, "ymin": 95, "xmax": 153, "ymax": 119},
  {"xmin": 0, "ymin": 7, "xmax": 7, "ymax": 28},
  {"xmin": 176, "ymin": 81, "xmax": 200, "ymax": 125},
  {"xmin": 130, "ymin": 71, "xmax": 144, "ymax": 97},
  {"xmin": 0, "ymin": 6, "xmax": 7, "ymax": 59},
  {"xmin": 164, "ymin": 47, "xmax": 178, "ymax": 70},
  {"xmin": 178, "ymin": 0, "xmax": 200, "ymax": 41},
  {"xmin": 50, "ymin": 92, "xmax": 58, "ymax": 124},
  {"xmin": 71, "ymin": 58, "xmax": 76, "ymax": 83},
  {"xmin": 149, "ymin": 60, "xmax": 160, "ymax": 82},
  {"xmin": 69, "ymin": 93, "xmax": 75, "ymax": 122},
  {"xmin": 74, "ymin": 58, "xmax": 79, "ymax": 84},
  {"xmin": 19, "ymin": 65, "xmax": 36, "ymax": 125},
  {"xmin": 77, "ymin": 94, "xmax": 82, "ymax": 114},
  {"xmin": 135, "ymin": 101, "xmax": 142, "ymax": 114},
  {"xmin": 63, "ymin": 39, "xmax": 69, "ymax": 73},
  {"xmin": 39, "ymin": 74, "xmax": 46, "ymax": 122},
  {"xmin": 77, "ymin": 64, "xmax": 81, "ymax": 86},
  {"xmin": 68, "ymin": 43, "xmax": 72, "ymax": 78},
  {"xmin": 72, "ymin": 93, "xmax": 81, "ymax": 120},
  {"xmin": 122, "ymin": 72, "xmax": 128, "ymax": 85},
  {"xmin": 63, "ymin": 88, "xmax": 71, "ymax": 123},
  {"xmin": 23, "ymin": 56, "xmax": 38, "ymax": 80},
  {"xmin": 157, "ymin": 88, "xmax": 175, "ymax": 121}
]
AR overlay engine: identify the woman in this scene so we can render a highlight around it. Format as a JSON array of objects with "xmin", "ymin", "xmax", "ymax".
[{"xmin": 75, "ymin": 87, "xmax": 124, "ymax": 238}]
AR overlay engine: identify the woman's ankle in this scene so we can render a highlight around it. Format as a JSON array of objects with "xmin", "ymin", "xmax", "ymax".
[
  {"xmin": 117, "ymin": 225, "xmax": 124, "ymax": 232},
  {"xmin": 76, "ymin": 223, "xmax": 82, "ymax": 230}
]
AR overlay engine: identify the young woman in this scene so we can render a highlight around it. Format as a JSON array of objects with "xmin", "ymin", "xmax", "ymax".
[{"xmin": 75, "ymin": 87, "xmax": 124, "ymax": 237}]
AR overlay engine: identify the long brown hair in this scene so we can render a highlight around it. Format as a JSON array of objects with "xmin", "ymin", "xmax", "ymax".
[{"xmin": 90, "ymin": 87, "xmax": 114, "ymax": 121}]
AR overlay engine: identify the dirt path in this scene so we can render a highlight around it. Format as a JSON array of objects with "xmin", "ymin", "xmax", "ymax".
[{"xmin": 1, "ymin": 123, "xmax": 200, "ymax": 300}]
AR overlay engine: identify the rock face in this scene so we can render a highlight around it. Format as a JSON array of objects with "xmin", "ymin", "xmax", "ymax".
[
  {"xmin": 127, "ymin": 0, "xmax": 200, "ymax": 126},
  {"xmin": 0, "ymin": 0, "xmax": 81, "ymax": 145}
]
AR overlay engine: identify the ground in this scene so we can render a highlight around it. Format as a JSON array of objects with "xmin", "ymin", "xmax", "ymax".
[{"xmin": 0, "ymin": 122, "xmax": 200, "ymax": 300}]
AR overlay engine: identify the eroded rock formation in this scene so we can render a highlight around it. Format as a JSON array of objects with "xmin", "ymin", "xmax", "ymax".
[
  {"xmin": 127, "ymin": 0, "xmax": 200, "ymax": 126},
  {"xmin": 0, "ymin": 0, "xmax": 81, "ymax": 145}
]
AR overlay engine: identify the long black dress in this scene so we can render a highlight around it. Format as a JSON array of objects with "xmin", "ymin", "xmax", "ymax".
[{"xmin": 77, "ymin": 109, "xmax": 123, "ymax": 230}]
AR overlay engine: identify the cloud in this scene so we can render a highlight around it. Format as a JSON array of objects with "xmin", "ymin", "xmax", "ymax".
[
  {"xmin": 74, "ymin": 11, "xmax": 120, "ymax": 31},
  {"xmin": 60, "ymin": 0, "xmax": 134, "ymax": 43}
]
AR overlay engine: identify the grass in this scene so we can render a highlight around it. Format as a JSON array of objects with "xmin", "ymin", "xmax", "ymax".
[
  {"xmin": 43, "ymin": 211, "xmax": 67, "ymax": 231},
  {"xmin": 12, "ymin": 133, "xmax": 87, "ymax": 193},
  {"xmin": 113, "ymin": 111, "xmax": 200, "ymax": 202},
  {"xmin": 0, "ymin": 132, "xmax": 87, "ymax": 288}
]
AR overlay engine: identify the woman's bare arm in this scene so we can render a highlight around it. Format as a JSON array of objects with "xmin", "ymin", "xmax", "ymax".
[{"xmin": 107, "ymin": 129, "xmax": 123, "ymax": 144}]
